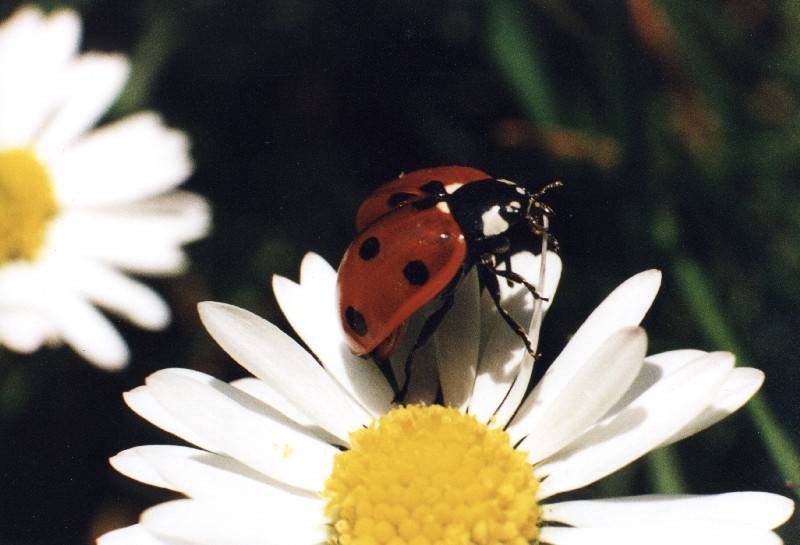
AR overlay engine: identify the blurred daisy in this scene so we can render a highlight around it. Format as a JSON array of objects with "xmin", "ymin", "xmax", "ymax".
[
  {"xmin": 99, "ymin": 251, "xmax": 793, "ymax": 545},
  {"xmin": 0, "ymin": 6, "xmax": 209, "ymax": 369}
]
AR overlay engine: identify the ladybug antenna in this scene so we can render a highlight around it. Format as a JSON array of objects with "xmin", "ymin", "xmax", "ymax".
[
  {"xmin": 532, "ymin": 179, "xmax": 564, "ymax": 200},
  {"xmin": 525, "ymin": 180, "xmax": 562, "ymax": 218}
]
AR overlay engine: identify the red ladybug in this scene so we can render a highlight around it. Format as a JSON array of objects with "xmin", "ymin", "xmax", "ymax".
[{"xmin": 337, "ymin": 166, "xmax": 558, "ymax": 368}]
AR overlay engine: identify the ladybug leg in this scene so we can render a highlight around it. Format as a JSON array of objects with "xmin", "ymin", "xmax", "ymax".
[
  {"xmin": 493, "ymin": 269, "xmax": 548, "ymax": 301},
  {"xmin": 502, "ymin": 254, "xmax": 514, "ymax": 288},
  {"xmin": 478, "ymin": 261, "xmax": 537, "ymax": 358},
  {"xmin": 396, "ymin": 294, "xmax": 455, "ymax": 402}
]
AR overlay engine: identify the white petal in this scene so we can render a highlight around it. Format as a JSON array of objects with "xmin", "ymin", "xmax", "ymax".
[
  {"xmin": 198, "ymin": 302, "xmax": 370, "ymax": 442},
  {"xmin": 35, "ymin": 53, "xmax": 129, "ymax": 158},
  {"xmin": 507, "ymin": 270, "xmax": 661, "ymax": 442},
  {"xmin": 0, "ymin": 262, "xmax": 128, "ymax": 367},
  {"xmin": 97, "ymin": 524, "xmax": 168, "ymax": 545},
  {"xmin": 0, "ymin": 308, "xmax": 52, "ymax": 353},
  {"xmin": 47, "ymin": 212, "xmax": 191, "ymax": 275},
  {"xmin": 141, "ymin": 499, "xmax": 327, "ymax": 545},
  {"xmin": 231, "ymin": 377, "xmax": 314, "ymax": 427},
  {"xmin": 41, "ymin": 253, "xmax": 169, "ymax": 329},
  {"xmin": 539, "ymin": 523, "xmax": 782, "ymax": 545},
  {"xmin": 543, "ymin": 492, "xmax": 795, "ymax": 530},
  {"xmin": 662, "ymin": 367, "xmax": 764, "ymax": 446},
  {"xmin": 470, "ymin": 252, "xmax": 561, "ymax": 421},
  {"xmin": 403, "ymin": 332, "xmax": 439, "ymax": 404},
  {"xmin": 273, "ymin": 253, "xmax": 393, "ymax": 416},
  {"xmin": 606, "ymin": 349, "xmax": 709, "ymax": 417},
  {"xmin": 145, "ymin": 369, "xmax": 337, "ymax": 491},
  {"xmin": 536, "ymin": 352, "xmax": 732, "ymax": 499},
  {"xmin": 112, "ymin": 445, "xmax": 324, "ymax": 508},
  {"xmin": 49, "ymin": 112, "xmax": 193, "ymax": 207},
  {"xmin": 492, "ymin": 252, "xmax": 563, "ymax": 428},
  {"xmin": 0, "ymin": 8, "xmax": 80, "ymax": 146},
  {"xmin": 45, "ymin": 288, "xmax": 129, "ymax": 369},
  {"xmin": 124, "ymin": 386, "xmax": 212, "ymax": 449},
  {"xmin": 518, "ymin": 327, "xmax": 647, "ymax": 464},
  {"xmin": 437, "ymin": 270, "xmax": 480, "ymax": 411}
]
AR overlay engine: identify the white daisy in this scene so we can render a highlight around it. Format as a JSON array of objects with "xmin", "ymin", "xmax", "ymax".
[
  {"xmin": 0, "ymin": 6, "xmax": 210, "ymax": 369},
  {"xmin": 99, "ymin": 251, "xmax": 793, "ymax": 545}
]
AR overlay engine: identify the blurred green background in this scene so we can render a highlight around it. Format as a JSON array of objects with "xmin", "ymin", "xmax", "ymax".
[{"xmin": 0, "ymin": 0, "xmax": 798, "ymax": 543}]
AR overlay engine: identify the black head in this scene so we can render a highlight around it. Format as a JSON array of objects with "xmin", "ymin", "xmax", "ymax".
[{"xmin": 448, "ymin": 178, "xmax": 555, "ymax": 241}]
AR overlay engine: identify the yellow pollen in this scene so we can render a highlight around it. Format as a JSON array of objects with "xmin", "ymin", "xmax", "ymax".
[
  {"xmin": 0, "ymin": 148, "xmax": 58, "ymax": 264},
  {"xmin": 323, "ymin": 405, "xmax": 540, "ymax": 545}
]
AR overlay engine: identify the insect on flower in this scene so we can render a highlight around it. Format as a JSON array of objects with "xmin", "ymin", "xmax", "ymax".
[{"xmin": 337, "ymin": 166, "xmax": 560, "ymax": 391}]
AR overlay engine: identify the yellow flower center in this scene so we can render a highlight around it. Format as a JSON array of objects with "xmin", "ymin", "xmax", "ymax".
[
  {"xmin": 0, "ymin": 148, "xmax": 58, "ymax": 264},
  {"xmin": 323, "ymin": 405, "xmax": 540, "ymax": 545}
]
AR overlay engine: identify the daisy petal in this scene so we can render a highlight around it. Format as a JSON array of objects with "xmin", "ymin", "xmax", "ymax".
[
  {"xmin": 0, "ymin": 309, "xmax": 52, "ymax": 353},
  {"xmin": 97, "ymin": 524, "xmax": 168, "ymax": 545},
  {"xmin": 124, "ymin": 386, "xmax": 213, "ymax": 449},
  {"xmin": 662, "ymin": 367, "xmax": 764, "ymax": 446},
  {"xmin": 47, "ymin": 212, "xmax": 191, "ymax": 275},
  {"xmin": 145, "ymin": 369, "xmax": 337, "ymax": 491},
  {"xmin": 49, "ymin": 112, "xmax": 193, "ymax": 207},
  {"xmin": 231, "ymin": 377, "xmax": 314, "ymax": 427},
  {"xmin": 539, "ymin": 523, "xmax": 782, "ymax": 545},
  {"xmin": 141, "ymin": 499, "xmax": 327, "ymax": 545},
  {"xmin": 273, "ymin": 253, "xmax": 393, "ymax": 416},
  {"xmin": 437, "ymin": 270, "xmax": 480, "ymax": 410},
  {"xmin": 542, "ymin": 492, "xmax": 795, "ymax": 530},
  {"xmin": 42, "ymin": 254, "xmax": 169, "ymax": 329},
  {"xmin": 113, "ymin": 445, "xmax": 324, "ymax": 508},
  {"xmin": 492, "ymin": 253, "xmax": 562, "ymax": 428},
  {"xmin": 35, "ymin": 52, "xmax": 129, "ymax": 158},
  {"xmin": 404, "ymin": 333, "xmax": 440, "ymax": 404},
  {"xmin": 0, "ymin": 8, "xmax": 81, "ymax": 146},
  {"xmin": 507, "ymin": 270, "xmax": 661, "ymax": 441},
  {"xmin": 470, "ymin": 252, "xmax": 561, "ymax": 421},
  {"xmin": 45, "ymin": 288, "xmax": 129, "ymax": 370},
  {"xmin": 198, "ymin": 302, "xmax": 370, "ymax": 441},
  {"xmin": 605, "ymin": 350, "xmax": 709, "ymax": 417},
  {"xmin": 518, "ymin": 327, "xmax": 647, "ymax": 464},
  {"xmin": 536, "ymin": 352, "xmax": 732, "ymax": 499}
]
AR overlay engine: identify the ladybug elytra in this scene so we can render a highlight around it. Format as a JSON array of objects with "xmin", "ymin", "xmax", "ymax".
[{"xmin": 337, "ymin": 166, "xmax": 558, "ymax": 386}]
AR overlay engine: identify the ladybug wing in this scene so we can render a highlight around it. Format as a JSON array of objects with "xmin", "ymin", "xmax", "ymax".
[
  {"xmin": 356, "ymin": 166, "xmax": 491, "ymax": 231},
  {"xmin": 338, "ymin": 203, "xmax": 467, "ymax": 356}
]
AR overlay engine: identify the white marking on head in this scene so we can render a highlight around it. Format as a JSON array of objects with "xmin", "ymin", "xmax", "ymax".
[
  {"xmin": 481, "ymin": 205, "xmax": 509, "ymax": 236},
  {"xmin": 516, "ymin": 186, "xmax": 527, "ymax": 195},
  {"xmin": 509, "ymin": 200, "xmax": 522, "ymax": 210},
  {"xmin": 497, "ymin": 178, "xmax": 516, "ymax": 186},
  {"xmin": 444, "ymin": 182, "xmax": 463, "ymax": 194},
  {"xmin": 436, "ymin": 201, "xmax": 451, "ymax": 214}
]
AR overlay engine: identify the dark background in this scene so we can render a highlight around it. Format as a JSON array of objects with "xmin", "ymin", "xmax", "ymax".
[{"xmin": 0, "ymin": 1, "xmax": 798, "ymax": 543}]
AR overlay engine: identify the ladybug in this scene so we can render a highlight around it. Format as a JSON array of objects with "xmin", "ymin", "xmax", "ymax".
[{"xmin": 337, "ymin": 166, "xmax": 558, "ymax": 377}]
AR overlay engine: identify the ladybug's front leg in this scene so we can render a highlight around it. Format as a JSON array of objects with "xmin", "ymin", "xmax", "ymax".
[
  {"xmin": 478, "ymin": 258, "xmax": 537, "ymax": 358},
  {"xmin": 493, "ymin": 268, "xmax": 548, "ymax": 302}
]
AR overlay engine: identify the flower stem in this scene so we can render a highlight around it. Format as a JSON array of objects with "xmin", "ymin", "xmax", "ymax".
[
  {"xmin": 673, "ymin": 255, "xmax": 800, "ymax": 499},
  {"xmin": 646, "ymin": 445, "xmax": 687, "ymax": 494}
]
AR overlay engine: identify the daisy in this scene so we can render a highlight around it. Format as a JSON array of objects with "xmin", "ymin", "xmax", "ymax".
[
  {"xmin": 0, "ymin": 6, "xmax": 209, "ymax": 369},
  {"xmin": 99, "ymin": 251, "xmax": 793, "ymax": 545}
]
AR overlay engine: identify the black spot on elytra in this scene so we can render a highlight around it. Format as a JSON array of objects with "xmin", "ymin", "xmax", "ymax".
[
  {"xmin": 387, "ymin": 192, "xmax": 415, "ymax": 207},
  {"xmin": 419, "ymin": 180, "xmax": 445, "ymax": 195},
  {"xmin": 358, "ymin": 236, "xmax": 380, "ymax": 260},
  {"xmin": 412, "ymin": 198, "xmax": 436, "ymax": 211},
  {"xmin": 403, "ymin": 260, "xmax": 430, "ymax": 285},
  {"xmin": 345, "ymin": 306, "xmax": 368, "ymax": 336}
]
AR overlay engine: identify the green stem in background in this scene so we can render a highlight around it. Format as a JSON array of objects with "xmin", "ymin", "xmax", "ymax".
[
  {"xmin": 110, "ymin": 13, "xmax": 177, "ymax": 118},
  {"xmin": 486, "ymin": 0, "xmax": 558, "ymax": 127},
  {"xmin": 646, "ymin": 445, "xmax": 687, "ymax": 494},
  {"xmin": 673, "ymin": 255, "xmax": 800, "ymax": 499}
]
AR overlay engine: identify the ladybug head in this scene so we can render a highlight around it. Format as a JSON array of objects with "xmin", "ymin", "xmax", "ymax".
[{"xmin": 449, "ymin": 178, "xmax": 560, "ymax": 240}]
